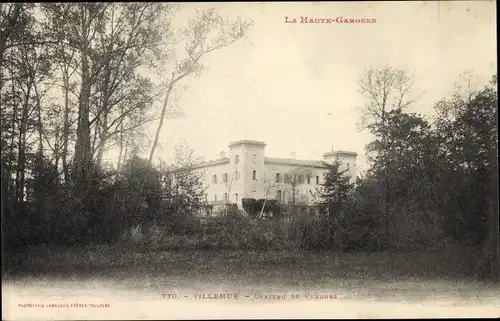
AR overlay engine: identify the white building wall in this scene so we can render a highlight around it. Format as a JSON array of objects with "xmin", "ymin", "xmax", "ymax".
[
  {"xmin": 263, "ymin": 163, "xmax": 328, "ymax": 204},
  {"xmin": 193, "ymin": 140, "xmax": 358, "ymax": 209},
  {"xmin": 193, "ymin": 162, "xmax": 231, "ymax": 204},
  {"xmin": 229, "ymin": 141, "xmax": 266, "ymax": 204}
]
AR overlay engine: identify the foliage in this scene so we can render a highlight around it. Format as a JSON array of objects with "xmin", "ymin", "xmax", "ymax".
[
  {"xmin": 354, "ymin": 71, "xmax": 498, "ymax": 279},
  {"xmin": 1, "ymin": 4, "xmax": 251, "ymax": 251},
  {"xmin": 318, "ymin": 159, "xmax": 354, "ymax": 215},
  {"xmin": 241, "ymin": 197, "xmax": 280, "ymax": 218},
  {"xmin": 1, "ymin": 7, "xmax": 497, "ymax": 282},
  {"xmin": 241, "ymin": 198, "xmax": 258, "ymax": 217}
]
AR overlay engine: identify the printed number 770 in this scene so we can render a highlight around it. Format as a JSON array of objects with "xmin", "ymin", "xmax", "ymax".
[{"xmin": 161, "ymin": 293, "xmax": 178, "ymax": 299}]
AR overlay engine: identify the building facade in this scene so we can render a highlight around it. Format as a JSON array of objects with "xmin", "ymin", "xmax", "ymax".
[{"xmin": 192, "ymin": 140, "xmax": 358, "ymax": 210}]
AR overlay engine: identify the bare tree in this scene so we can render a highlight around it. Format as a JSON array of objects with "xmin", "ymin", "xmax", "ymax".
[
  {"xmin": 69, "ymin": 4, "xmax": 110, "ymax": 192},
  {"xmin": 161, "ymin": 140, "xmax": 207, "ymax": 216},
  {"xmin": 222, "ymin": 169, "xmax": 236, "ymax": 216},
  {"xmin": 8, "ymin": 43, "xmax": 51, "ymax": 214},
  {"xmin": 89, "ymin": 3, "xmax": 172, "ymax": 170},
  {"xmin": 283, "ymin": 167, "xmax": 314, "ymax": 216},
  {"xmin": 357, "ymin": 66, "xmax": 422, "ymax": 245},
  {"xmin": 258, "ymin": 172, "xmax": 279, "ymax": 219},
  {"xmin": 0, "ymin": 3, "xmax": 27, "ymax": 69},
  {"xmin": 40, "ymin": 3, "xmax": 79, "ymax": 182},
  {"xmin": 357, "ymin": 65, "xmax": 421, "ymax": 132},
  {"xmin": 148, "ymin": 9, "xmax": 253, "ymax": 164}
]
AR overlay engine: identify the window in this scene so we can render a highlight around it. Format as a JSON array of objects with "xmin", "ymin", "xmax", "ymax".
[
  {"xmin": 235, "ymin": 193, "xmax": 239, "ymax": 202},
  {"xmin": 316, "ymin": 176, "xmax": 320, "ymax": 184},
  {"xmin": 212, "ymin": 174, "xmax": 217, "ymax": 183},
  {"xmin": 253, "ymin": 170, "xmax": 257, "ymax": 180},
  {"xmin": 214, "ymin": 194, "xmax": 218, "ymax": 201},
  {"xmin": 235, "ymin": 155, "xmax": 239, "ymax": 164},
  {"xmin": 276, "ymin": 190, "xmax": 282, "ymax": 201},
  {"xmin": 284, "ymin": 174, "xmax": 289, "ymax": 182},
  {"xmin": 252, "ymin": 153, "xmax": 256, "ymax": 163},
  {"xmin": 224, "ymin": 173, "xmax": 228, "ymax": 182},
  {"xmin": 224, "ymin": 193, "xmax": 228, "ymax": 201},
  {"xmin": 307, "ymin": 175, "xmax": 311, "ymax": 184},
  {"xmin": 235, "ymin": 170, "xmax": 240, "ymax": 180},
  {"xmin": 252, "ymin": 190, "xmax": 256, "ymax": 198},
  {"xmin": 276, "ymin": 173, "xmax": 281, "ymax": 183},
  {"xmin": 298, "ymin": 175, "xmax": 304, "ymax": 184}
]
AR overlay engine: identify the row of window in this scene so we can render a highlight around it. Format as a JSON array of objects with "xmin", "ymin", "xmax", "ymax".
[
  {"xmin": 211, "ymin": 171, "xmax": 323, "ymax": 185},
  {"xmin": 275, "ymin": 189, "xmax": 313, "ymax": 202},
  {"xmin": 212, "ymin": 170, "xmax": 258, "ymax": 184},
  {"xmin": 275, "ymin": 173, "xmax": 320, "ymax": 185},
  {"xmin": 234, "ymin": 154, "xmax": 258, "ymax": 164},
  {"xmin": 212, "ymin": 189, "xmax": 314, "ymax": 203},
  {"xmin": 214, "ymin": 193, "xmax": 239, "ymax": 202},
  {"xmin": 212, "ymin": 171, "xmax": 241, "ymax": 183}
]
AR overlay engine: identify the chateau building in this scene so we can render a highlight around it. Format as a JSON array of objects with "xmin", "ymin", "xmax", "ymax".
[{"xmin": 191, "ymin": 140, "xmax": 358, "ymax": 210}]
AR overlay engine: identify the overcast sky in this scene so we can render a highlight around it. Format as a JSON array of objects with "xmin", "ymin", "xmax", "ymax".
[{"xmin": 129, "ymin": 1, "xmax": 496, "ymax": 174}]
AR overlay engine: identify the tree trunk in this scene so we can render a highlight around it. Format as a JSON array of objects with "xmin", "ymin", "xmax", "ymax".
[
  {"xmin": 259, "ymin": 198, "xmax": 267, "ymax": 219},
  {"xmin": 116, "ymin": 119, "xmax": 125, "ymax": 174},
  {"xmin": 72, "ymin": 42, "xmax": 92, "ymax": 195},
  {"xmin": 148, "ymin": 85, "xmax": 173, "ymax": 164},
  {"xmin": 149, "ymin": 75, "xmax": 178, "ymax": 165},
  {"xmin": 53, "ymin": 126, "xmax": 60, "ymax": 174},
  {"xmin": 121, "ymin": 133, "xmax": 132, "ymax": 170},
  {"xmin": 116, "ymin": 131, "xmax": 124, "ymax": 173},
  {"xmin": 0, "ymin": 148, "xmax": 7, "ymax": 254},
  {"xmin": 384, "ymin": 174, "xmax": 391, "ymax": 248},
  {"xmin": 15, "ymin": 83, "xmax": 31, "ymax": 215},
  {"xmin": 326, "ymin": 202, "xmax": 331, "ymax": 248},
  {"xmin": 95, "ymin": 62, "xmax": 111, "ymax": 170},
  {"xmin": 35, "ymin": 83, "xmax": 46, "ymax": 222},
  {"xmin": 16, "ymin": 129, "xmax": 26, "ymax": 215},
  {"xmin": 224, "ymin": 173, "xmax": 234, "ymax": 216},
  {"xmin": 0, "ymin": 4, "xmax": 22, "ymax": 69},
  {"xmin": 7, "ymin": 79, "xmax": 17, "ymax": 214},
  {"xmin": 61, "ymin": 67, "xmax": 71, "ymax": 183},
  {"xmin": 95, "ymin": 116, "xmax": 108, "ymax": 170}
]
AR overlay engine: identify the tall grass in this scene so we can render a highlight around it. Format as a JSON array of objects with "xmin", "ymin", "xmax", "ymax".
[{"xmin": 117, "ymin": 205, "xmax": 452, "ymax": 253}]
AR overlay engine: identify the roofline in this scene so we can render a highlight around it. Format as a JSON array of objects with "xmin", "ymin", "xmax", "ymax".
[
  {"xmin": 228, "ymin": 140, "xmax": 266, "ymax": 148},
  {"xmin": 191, "ymin": 158, "xmax": 230, "ymax": 170},
  {"xmin": 264, "ymin": 157, "xmax": 328, "ymax": 169},
  {"xmin": 323, "ymin": 150, "xmax": 358, "ymax": 157}
]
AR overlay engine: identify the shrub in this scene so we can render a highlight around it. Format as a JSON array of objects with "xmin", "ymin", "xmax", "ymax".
[
  {"xmin": 167, "ymin": 211, "xmax": 202, "ymax": 236},
  {"xmin": 265, "ymin": 199, "xmax": 281, "ymax": 218},
  {"xmin": 225, "ymin": 203, "xmax": 241, "ymax": 217},
  {"xmin": 242, "ymin": 198, "xmax": 259, "ymax": 217},
  {"xmin": 241, "ymin": 198, "xmax": 281, "ymax": 218}
]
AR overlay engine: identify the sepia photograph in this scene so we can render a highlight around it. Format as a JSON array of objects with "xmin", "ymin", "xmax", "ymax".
[{"xmin": 1, "ymin": 1, "xmax": 498, "ymax": 319}]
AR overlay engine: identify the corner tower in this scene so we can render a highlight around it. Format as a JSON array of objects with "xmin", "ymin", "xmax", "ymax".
[
  {"xmin": 323, "ymin": 150, "xmax": 358, "ymax": 185},
  {"xmin": 228, "ymin": 140, "xmax": 266, "ymax": 205}
]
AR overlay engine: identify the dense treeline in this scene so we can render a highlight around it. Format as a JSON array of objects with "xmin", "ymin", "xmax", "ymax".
[
  {"xmin": 1, "ymin": 4, "xmax": 497, "ymax": 281},
  {"xmin": 1, "ymin": 3, "xmax": 251, "ymax": 247},
  {"xmin": 345, "ymin": 71, "xmax": 498, "ymax": 279}
]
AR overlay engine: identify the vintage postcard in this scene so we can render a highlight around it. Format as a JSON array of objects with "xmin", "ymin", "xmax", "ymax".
[{"xmin": 1, "ymin": 1, "xmax": 498, "ymax": 319}]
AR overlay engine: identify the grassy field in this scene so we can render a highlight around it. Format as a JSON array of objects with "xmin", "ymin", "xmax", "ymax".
[
  {"xmin": 3, "ymin": 245, "xmax": 499, "ymax": 319},
  {"xmin": 4, "ymin": 244, "xmax": 498, "ymax": 290}
]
